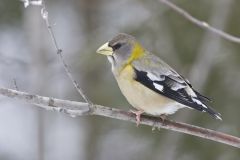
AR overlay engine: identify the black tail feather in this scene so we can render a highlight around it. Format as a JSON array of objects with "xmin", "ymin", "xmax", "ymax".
[
  {"xmin": 194, "ymin": 89, "xmax": 212, "ymax": 102},
  {"xmin": 202, "ymin": 103, "xmax": 222, "ymax": 120}
]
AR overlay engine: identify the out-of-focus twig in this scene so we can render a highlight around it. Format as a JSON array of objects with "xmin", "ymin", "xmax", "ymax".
[
  {"xmin": 13, "ymin": 78, "xmax": 19, "ymax": 91},
  {"xmin": 40, "ymin": 0, "xmax": 92, "ymax": 106},
  {"xmin": 159, "ymin": 0, "xmax": 240, "ymax": 44},
  {"xmin": 0, "ymin": 87, "xmax": 240, "ymax": 148},
  {"xmin": 156, "ymin": 1, "xmax": 234, "ymax": 159},
  {"xmin": 17, "ymin": 0, "xmax": 240, "ymax": 149}
]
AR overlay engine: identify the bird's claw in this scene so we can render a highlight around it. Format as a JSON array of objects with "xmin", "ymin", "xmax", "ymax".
[
  {"xmin": 130, "ymin": 110, "xmax": 144, "ymax": 127},
  {"xmin": 160, "ymin": 114, "xmax": 167, "ymax": 125}
]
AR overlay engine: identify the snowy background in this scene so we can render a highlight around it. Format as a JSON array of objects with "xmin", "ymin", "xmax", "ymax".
[{"xmin": 0, "ymin": 0, "xmax": 239, "ymax": 159}]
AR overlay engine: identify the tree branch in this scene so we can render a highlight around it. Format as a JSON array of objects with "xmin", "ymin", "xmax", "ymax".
[
  {"xmin": 40, "ymin": 0, "xmax": 92, "ymax": 106},
  {"xmin": 0, "ymin": 87, "xmax": 239, "ymax": 148},
  {"xmin": 159, "ymin": 0, "xmax": 240, "ymax": 43},
  {"xmin": 17, "ymin": 0, "xmax": 240, "ymax": 149}
]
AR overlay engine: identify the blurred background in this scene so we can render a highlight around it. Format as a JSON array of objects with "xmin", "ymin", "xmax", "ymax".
[{"xmin": 0, "ymin": 0, "xmax": 240, "ymax": 159}]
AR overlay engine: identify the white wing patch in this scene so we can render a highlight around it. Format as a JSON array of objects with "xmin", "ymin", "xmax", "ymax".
[
  {"xmin": 185, "ymin": 87, "xmax": 197, "ymax": 97},
  {"xmin": 192, "ymin": 97, "xmax": 207, "ymax": 109},
  {"xmin": 153, "ymin": 83, "xmax": 164, "ymax": 92},
  {"xmin": 147, "ymin": 72, "xmax": 164, "ymax": 81},
  {"xmin": 171, "ymin": 83, "xmax": 185, "ymax": 91}
]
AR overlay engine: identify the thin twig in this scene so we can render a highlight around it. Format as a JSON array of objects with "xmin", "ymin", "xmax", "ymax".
[
  {"xmin": 40, "ymin": 0, "xmax": 92, "ymax": 106},
  {"xmin": 157, "ymin": 1, "xmax": 234, "ymax": 158},
  {"xmin": 13, "ymin": 78, "xmax": 19, "ymax": 91},
  {"xmin": 159, "ymin": 0, "xmax": 240, "ymax": 44},
  {"xmin": 0, "ymin": 87, "xmax": 239, "ymax": 148},
  {"xmin": 17, "ymin": 0, "xmax": 240, "ymax": 149}
]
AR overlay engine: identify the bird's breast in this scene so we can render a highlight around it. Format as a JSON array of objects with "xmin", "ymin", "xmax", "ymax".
[{"xmin": 115, "ymin": 65, "xmax": 183, "ymax": 115}]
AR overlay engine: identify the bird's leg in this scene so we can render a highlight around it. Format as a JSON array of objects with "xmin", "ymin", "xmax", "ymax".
[
  {"xmin": 130, "ymin": 110, "xmax": 144, "ymax": 126},
  {"xmin": 159, "ymin": 114, "xmax": 167, "ymax": 125}
]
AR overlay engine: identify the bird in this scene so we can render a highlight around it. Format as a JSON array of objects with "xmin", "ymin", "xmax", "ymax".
[{"xmin": 96, "ymin": 33, "xmax": 222, "ymax": 126}]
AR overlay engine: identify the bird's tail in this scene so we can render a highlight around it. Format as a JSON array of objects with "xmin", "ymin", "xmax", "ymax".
[
  {"xmin": 192, "ymin": 90, "xmax": 222, "ymax": 120},
  {"xmin": 194, "ymin": 92, "xmax": 222, "ymax": 120},
  {"xmin": 203, "ymin": 104, "xmax": 222, "ymax": 121},
  {"xmin": 193, "ymin": 89, "xmax": 212, "ymax": 103}
]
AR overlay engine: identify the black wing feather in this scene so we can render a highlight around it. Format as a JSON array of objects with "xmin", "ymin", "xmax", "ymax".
[
  {"xmin": 134, "ymin": 68, "xmax": 221, "ymax": 120},
  {"xmin": 134, "ymin": 68, "xmax": 203, "ymax": 111},
  {"xmin": 193, "ymin": 89, "xmax": 212, "ymax": 102},
  {"xmin": 180, "ymin": 74, "xmax": 212, "ymax": 103}
]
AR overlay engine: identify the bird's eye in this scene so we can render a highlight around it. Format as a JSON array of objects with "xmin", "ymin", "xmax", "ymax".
[{"xmin": 112, "ymin": 43, "xmax": 122, "ymax": 51}]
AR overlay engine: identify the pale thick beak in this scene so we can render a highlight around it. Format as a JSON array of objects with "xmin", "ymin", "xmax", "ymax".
[{"xmin": 96, "ymin": 42, "xmax": 113, "ymax": 56}]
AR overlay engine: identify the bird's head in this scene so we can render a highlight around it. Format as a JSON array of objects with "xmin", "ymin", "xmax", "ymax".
[{"xmin": 97, "ymin": 33, "xmax": 145, "ymax": 69}]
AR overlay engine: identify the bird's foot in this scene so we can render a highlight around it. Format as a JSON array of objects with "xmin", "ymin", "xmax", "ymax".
[
  {"xmin": 160, "ymin": 114, "xmax": 167, "ymax": 125},
  {"xmin": 130, "ymin": 110, "xmax": 144, "ymax": 127}
]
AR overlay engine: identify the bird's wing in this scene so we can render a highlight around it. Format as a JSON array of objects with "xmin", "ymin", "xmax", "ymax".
[{"xmin": 132, "ymin": 53, "xmax": 221, "ymax": 120}]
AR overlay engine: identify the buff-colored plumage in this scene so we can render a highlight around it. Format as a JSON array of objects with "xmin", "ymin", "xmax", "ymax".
[
  {"xmin": 116, "ymin": 63, "xmax": 179, "ymax": 116},
  {"xmin": 97, "ymin": 33, "xmax": 222, "ymax": 125}
]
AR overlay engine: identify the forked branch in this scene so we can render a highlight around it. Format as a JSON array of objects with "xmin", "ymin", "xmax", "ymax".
[{"xmin": 15, "ymin": 0, "xmax": 240, "ymax": 149}]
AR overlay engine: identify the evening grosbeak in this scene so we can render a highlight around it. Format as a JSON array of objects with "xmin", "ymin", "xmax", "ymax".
[{"xmin": 97, "ymin": 33, "xmax": 222, "ymax": 125}]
